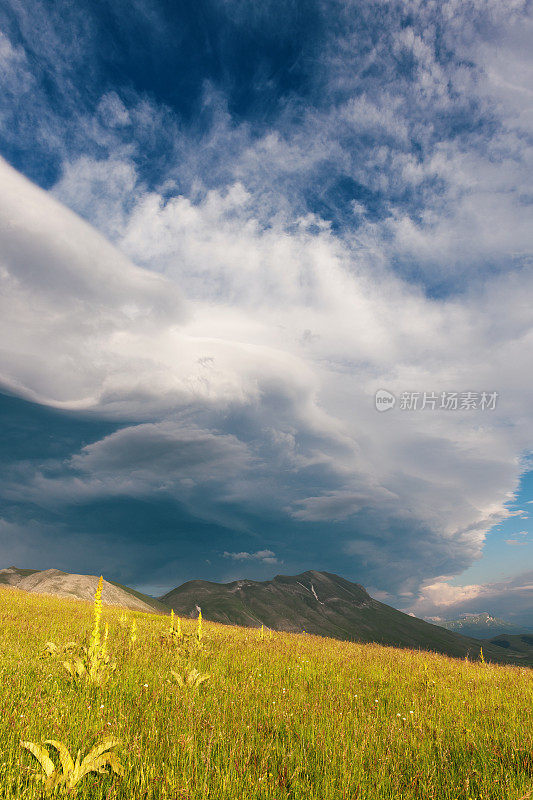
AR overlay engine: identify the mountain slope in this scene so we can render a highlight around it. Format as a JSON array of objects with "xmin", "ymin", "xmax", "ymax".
[
  {"xmin": 0, "ymin": 566, "xmax": 40, "ymax": 586},
  {"xmin": 489, "ymin": 634, "xmax": 533, "ymax": 660},
  {"xmin": 0, "ymin": 567, "xmax": 168, "ymax": 614},
  {"xmin": 160, "ymin": 570, "xmax": 532, "ymax": 665},
  {"xmin": 432, "ymin": 612, "xmax": 531, "ymax": 639}
]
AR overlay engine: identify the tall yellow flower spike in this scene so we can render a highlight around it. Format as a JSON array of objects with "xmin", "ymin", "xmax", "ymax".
[
  {"xmin": 89, "ymin": 576, "xmax": 103, "ymax": 659},
  {"xmin": 197, "ymin": 610, "xmax": 203, "ymax": 642},
  {"xmin": 101, "ymin": 623, "xmax": 109, "ymax": 661}
]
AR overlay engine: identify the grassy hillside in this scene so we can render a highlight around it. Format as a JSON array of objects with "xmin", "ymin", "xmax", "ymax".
[
  {"xmin": 160, "ymin": 570, "xmax": 531, "ymax": 665},
  {"xmin": 107, "ymin": 579, "xmax": 170, "ymax": 615},
  {"xmin": 0, "ymin": 585, "xmax": 531, "ymax": 800}
]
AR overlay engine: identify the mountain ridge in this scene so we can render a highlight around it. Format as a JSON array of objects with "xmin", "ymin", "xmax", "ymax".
[
  {"xmin": 159, "ymin": 570, "xmax": 532, "ymax": 666},
  {"xmin": 430, "ymin": 611, "xmax": 532, "ymax": 639},
  {"xmin": 2, "ymin": 566, "xmax": 531, "ymax": 666},
  {"xmin": 0, "ymin": 567, "xmax": 168, "ymax": 614}
]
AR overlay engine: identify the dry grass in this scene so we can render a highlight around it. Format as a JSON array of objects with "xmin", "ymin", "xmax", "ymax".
[{"xmin": 0, "ymin": 584, "xmax": 531, "ymax": 799}]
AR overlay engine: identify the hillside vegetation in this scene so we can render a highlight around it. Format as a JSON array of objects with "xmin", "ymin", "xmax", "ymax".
[
  {"xmin": 0, "ymin": 584, "xmax": 531, "ymax": 800},
  {"xmin": 160, "ymin": 570, "xmax": 532, "ymax": 665}
]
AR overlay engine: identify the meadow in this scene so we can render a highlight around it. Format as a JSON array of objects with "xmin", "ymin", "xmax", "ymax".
[{"xmin": 0, "ymin": 583, "xmax": 531, "ymax": 800}]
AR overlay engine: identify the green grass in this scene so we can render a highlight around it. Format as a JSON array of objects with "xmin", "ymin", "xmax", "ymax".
[{"xmin": 0, "ymin": 586, "xmax": 531, "ymax": 799}]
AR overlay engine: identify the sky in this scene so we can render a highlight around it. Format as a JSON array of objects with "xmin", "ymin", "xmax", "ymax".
[{"xmin": 0, "ymin": 0, "xmax": 532, "ymax": 625}]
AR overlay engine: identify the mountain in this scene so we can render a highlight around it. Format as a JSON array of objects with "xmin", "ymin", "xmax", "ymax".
[
  {"xmin": 0, "ymin": 566, "xmax": 40, "ymax": 585},
  {"xmin": 4, "ymin": 566, "xmax": 531, "ymax": 666},
  {"xmin": 159, "ymin": 570, "xmax": 532, "ymax": 665},
  {"xmin": 431, "ymin": 612, "xmax": 531, "ymax": 639},
  {"xmin": 0, "ymin": 567, "xmax": 168, "ymax": 614},
  {"xmin": 488, "ymin": 633, "xmax": 533, "ymax": 660}
]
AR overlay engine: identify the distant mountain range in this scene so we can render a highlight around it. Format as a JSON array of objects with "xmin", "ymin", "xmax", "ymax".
[
  {"xmin": 430, "ymin": 612, "xmax": 532, "ymax": 639},
  {"xmin": 2, "ymin": 566, "xmax": 531, "ymax": 666}
]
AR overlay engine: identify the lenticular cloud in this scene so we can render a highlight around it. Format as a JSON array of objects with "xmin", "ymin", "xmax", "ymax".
[{"xmin": 1, "ymin": 153, "xmax": 531, "ymax": 593}]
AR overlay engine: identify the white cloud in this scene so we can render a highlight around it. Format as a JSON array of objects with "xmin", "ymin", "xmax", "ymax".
[
  {"xmin": 53, "ymin": 156, "xmax": 140, "ymax": 241},
  {"xmin": 415, "ymin": 582, "xmax": 485, "ymax": 607},
  {"xmin": 0, "ymin": 32, "xmax": 34, "ymax": 95},
  {"xmin": 0, "ymin": 157, "xmax": 185, "ymax": 410},
  {"xmin": 405, "ymin": 571, "xmax": 533, "ymax": 626},
  {"xmin": 504, "ymin": 529, "xmax": 530, "ymax": 547},
  {"xmin": 223, "ymin": 550, "xmax": 277, "ymax": 564}
]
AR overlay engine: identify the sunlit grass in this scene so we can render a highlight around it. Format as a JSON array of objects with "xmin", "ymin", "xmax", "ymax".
[{"xmin": 1, "ymin": 584, "xmax": 531, "ymax": 799}]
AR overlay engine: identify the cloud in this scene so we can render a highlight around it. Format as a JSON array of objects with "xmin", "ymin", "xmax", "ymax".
[
  {"xmin": 410, "ymin": 581, "xmax": 486, "ymax": 609},
  {"xmin": 0, "ymin": 0, "xmax": 532, "ymax": 596},
  {"xmin": 404, "ymin": 571, "xmax": 533, "ymax": 627},
  {"xmin": 3, "ymin": 420, "xmax": 262, "ymax": 533},
  {"xmin": 289, "ymin": 488, "xmax": 397, "ymax": 522},
  {"xmin": 0, "ymin": 516, "xmax": 128, "ymax": 577},
  {"xmin": 223, "ymin": 550, "xmax": 277, "ymax": 564},
  {"xmin": 3, "ymin": 0, "xmax": 531, "ymax": 294},
  {"xmin": 0, "ymin": 151, "xmax": 532, "ymax": 593},
  {"xmin": 0, "ymin": 157, "xmax": 185, "ymax": 411},
  {"xmin": 0, "ymin": 31, "xmax": 33, "ymax": 95},
  {"xmin": 505, "ymin": 530, "xmax": 530, "ymax": 546}
]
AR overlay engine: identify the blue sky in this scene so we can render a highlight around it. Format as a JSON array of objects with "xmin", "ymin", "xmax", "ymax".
[{"xmin": 0, "ymin": 0, "xmax": 531, "ymax": 624}]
